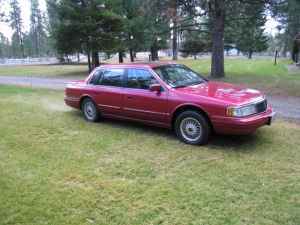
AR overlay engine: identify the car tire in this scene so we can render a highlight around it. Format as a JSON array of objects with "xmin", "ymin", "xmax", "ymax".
[
  {"xmin": 175, "ymin": 110, "xmax": 210, "ymax": 145},
  {"xmin": 81, "ymin": 98, "xmax": 100, "ymax": 122}
]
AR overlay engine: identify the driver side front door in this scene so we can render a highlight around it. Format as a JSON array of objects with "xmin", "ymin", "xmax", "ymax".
[{"xmin": 122, "ymin": 68, "xmax": 169, "ymax": 125}]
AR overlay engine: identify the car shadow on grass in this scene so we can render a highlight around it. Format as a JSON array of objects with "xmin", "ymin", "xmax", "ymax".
[
  {"xmin": 68, "ymin": 110, "xmax": 260, "ymax": 152},
  {"xmin": 209, "ymin": 133, "xmax": 259, "ymax": 151}
]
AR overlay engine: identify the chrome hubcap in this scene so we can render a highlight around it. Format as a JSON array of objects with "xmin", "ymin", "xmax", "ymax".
[
  {"xmin": 84, "ymin": 101, "xmax": 96, "ymax": 120},
  {"xmin": 180, "ymin": 117, "xmax": 202, "ymax": 142}
]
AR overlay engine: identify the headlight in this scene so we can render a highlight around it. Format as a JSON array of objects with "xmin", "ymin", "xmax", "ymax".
[{"xmin": 227, "ymin": 104, "xmax": 257, "ymax": 117}]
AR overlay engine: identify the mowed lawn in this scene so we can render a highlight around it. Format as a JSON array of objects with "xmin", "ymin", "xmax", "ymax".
[
  {"xmin": 0, "ymin": 85, "xmax": 300, "ymax": 225},
  {"xmin": 0, "ymin": 58, "xmax": 300, "ymax": 96},
  {"xmin": 0, "ymin": 64, "xmax": 88, "ymax": 78}
]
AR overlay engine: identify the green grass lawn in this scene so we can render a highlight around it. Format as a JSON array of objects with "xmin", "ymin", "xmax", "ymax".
[
  {"xmin": 0, "ymin": 58, "xmax": 299, "ymax": 96},
  {"xmin": 0, "ymin": 85, "xmax": 300, "ymax": 225},
  {"xmin": 0, "ymin": 64, "xmax": 88, "ymax": 78}
]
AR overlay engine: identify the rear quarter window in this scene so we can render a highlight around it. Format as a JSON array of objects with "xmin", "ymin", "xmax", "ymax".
[{"xmin": 97, "ymin": 68, "xmax": 125, "ymax": 87}]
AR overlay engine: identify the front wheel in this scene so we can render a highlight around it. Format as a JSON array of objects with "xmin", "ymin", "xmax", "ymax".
[
  {"xmin": 174, "ymin": 111, "xmax": 210, "ymax": 145},
  {"xmin": 81, "ymin": 98, "xmax": 100, "ymax": 122}
]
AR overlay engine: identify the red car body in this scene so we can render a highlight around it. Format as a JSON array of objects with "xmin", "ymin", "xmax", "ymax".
[{"xmin": 65, "ymin": 62, "xmax": 274, "ymax": 135}]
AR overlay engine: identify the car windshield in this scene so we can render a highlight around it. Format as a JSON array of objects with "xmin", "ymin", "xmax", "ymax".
[{"xmin": 153, "ymin": 64, "xmax": 206, "ymax": 88}]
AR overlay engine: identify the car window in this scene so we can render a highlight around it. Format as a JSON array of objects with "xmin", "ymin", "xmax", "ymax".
[
  {"xmin": 126, "ymin": 69, "xmax": 158, "ymax": 89},
  {"xmin": 89, "ymin": 70, "xmax": 103, "ymax": 85},
  {"xmin": 98, "ymin": 68, "xmax": 124, "ymax": 87}
]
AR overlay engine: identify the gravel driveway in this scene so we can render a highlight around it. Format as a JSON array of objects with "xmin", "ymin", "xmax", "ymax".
[
  {"xmin": 0, "ymin": 76, "xmax": 70, "ymax": 90},
  {"xmin": 267, "ymin": 95, "xmax": 300, "ymax": 120},
  {"xmin": 0, "ymin": 75, "xmax": 299, "ymax": 120}
]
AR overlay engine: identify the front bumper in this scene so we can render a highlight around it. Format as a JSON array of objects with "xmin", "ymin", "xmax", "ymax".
[{"xmin": 211, "ymin": 107, "xmax": 275, "ymax": 135}]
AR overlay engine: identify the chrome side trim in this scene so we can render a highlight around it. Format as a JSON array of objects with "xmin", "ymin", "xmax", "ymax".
[
  {"xmin": 123, "ymin": 107, "xmax": 170, "ymax": 116},
  {"xmin": 102, "ymin": 113, "xmax": 171, "ymax": 128},
  {"xmin": 64, "ymin": 96, "xmax": 80, "ymax": 102},
  {"xmin": 98, "ymin": 104, "xmax": 121, "ymax": 110}
]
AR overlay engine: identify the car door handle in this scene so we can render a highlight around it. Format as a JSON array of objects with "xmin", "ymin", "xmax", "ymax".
[{"xmin": 127, "ymin": 96, "xmax": 133, "ymax": 99}]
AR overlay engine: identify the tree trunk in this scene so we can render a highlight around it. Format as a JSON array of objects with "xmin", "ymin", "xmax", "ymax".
[
  {"xmin": 248, "ymin": 50, "xmax": 253, "ymax": 59},
  {"xmin": 274, "ymin": 50, "xmax": 278, "ymax": 65},
  {"xmin": 283, "ymin": 35, "xmax": 292, "ymax": 58},
  {"xmin": 92, "ymin": 51, "xmax": 100, "ymax": 68},
  {"xmin": 151, "ymin": 46, "xmax": 159, "ymax": 61},
  {"xmin": 16, "ymin": 22, "xmax": 25, "ymax": 58},
  {"xmin": 296, "ymin": 53, "xmax": 299, "ymax": 63},
  {"xmin": 129, "ymin": 49, "xmax": 134, "ymax": 62},
  {"xmin": 118, "ymin": 51, "xmax": 124, "ymax": 63},
  {"xmin": 292, "ymin": 41, "xmax": 299, "ymax": 63},
  {"xmin": 210, "ymin": 0, "xmax": 225, "ymax": 78},
  {"xmin": 87, "ymin": 51, "xmax": 92, "ymax": 72},
  {"xmin": 282, "ymin": 41, "xmax": 288, "ymax": 58},
  {"xmin": 20, "ymin": 38, "xmax": 25, "ymax": 58},
  {"xmin": 172, "ymin": 0, "xmax": 178, "ymax": 60},
  {"xmin": 33, "ymin": 31, "xmax": 40, "ymax": 57},
  {"xmin": 77, "ymin": 52, "xmax": 80, "ymax": 63}
]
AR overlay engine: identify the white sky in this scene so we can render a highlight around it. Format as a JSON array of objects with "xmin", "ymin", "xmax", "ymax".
[
  {"xmin": 0, "ymin": 0, "xmax": 279, "ymax": 41},
  {"xmin": 265, "ymin": 15, "xmax": 280, "ymax": 36},
  {"xmin": 0, "ymin": 0, "xmax": 47, "ymax": 40}
]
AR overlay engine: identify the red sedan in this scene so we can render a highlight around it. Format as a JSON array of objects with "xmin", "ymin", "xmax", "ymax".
[{"xmin": 65, "ymin": 63, "xmax": 275, "ymax": 145}]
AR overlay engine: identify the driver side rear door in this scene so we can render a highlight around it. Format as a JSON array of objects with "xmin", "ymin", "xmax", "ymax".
[{"xmin": 90, "ymin": 68, "xmax": 125, "ymax": 116}]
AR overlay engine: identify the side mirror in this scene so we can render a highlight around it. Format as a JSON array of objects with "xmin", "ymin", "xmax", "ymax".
[{"xmin": 149, "ymin": 84, "xmax": 161, "ymax": 92}]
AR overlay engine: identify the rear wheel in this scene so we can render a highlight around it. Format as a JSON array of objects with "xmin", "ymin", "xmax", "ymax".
[
  {"xmin": 175, "ymin": 111, "xmax": 210, "ymax": 145},
  {"xmin": 81, "ymin": 98, "xmax": 100, "ymax": 122}
]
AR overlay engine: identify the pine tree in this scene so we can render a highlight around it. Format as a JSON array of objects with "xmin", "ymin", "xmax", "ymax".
[
  {"xmin": 196, "ymin": 0, "xmax": 271, "ymax": 77},
  {"xmin": 0, "ymin": 0, "xmax": 6, "ymax": 22},
  {"xmin": 118, "ymin": 0, "xmax": 147, "ymax": 62},
  {"xmin": 0, "ymin": 33, "xmax": 12, "ymax": 58},
  {"xmin": 51, "ymin": 0, "xmax": 123, "ymax": 70},
  {"xmin": 231, "ymin": 2, "xmax": 269, "ymax": 59},
  {"xmin": 30, "ymin": 0, "xmax": 47, "ymax": 56},
  {"xmin": 9, "ymin": 0, "xmax": 24, "ymax": 57},
  {"xmin": 272, "ymin": 0, "xmax": 300, "ymax": 60},
  {"xmin": 167, "ymin": 0, "xmax": 202, "ymax": 60},
  {"xmin": 142, "ymin": 0, "xmax": 169, "ymax": 61},
  {"xmin": 180, "ymin": 30, "xmax": 211, "ymax": 59}
]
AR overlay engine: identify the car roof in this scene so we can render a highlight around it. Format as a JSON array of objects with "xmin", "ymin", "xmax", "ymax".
[{"xmin": 98, "ymin": 61, "xmax": 179, "ymax": 69}]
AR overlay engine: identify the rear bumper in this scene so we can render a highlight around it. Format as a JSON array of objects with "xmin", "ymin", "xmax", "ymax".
[
  {"xmin": 211, "ymin": 107, "xmax": 275, "ymax": 135},
  {"xmin": 64, "ymin": 96, "xmax": 80, "ymax": 109}
]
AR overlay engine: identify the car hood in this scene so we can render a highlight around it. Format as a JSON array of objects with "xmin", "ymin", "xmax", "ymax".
[{"xmin": 174, "ymin": 81, "xmax": 264, "ymax": 105}]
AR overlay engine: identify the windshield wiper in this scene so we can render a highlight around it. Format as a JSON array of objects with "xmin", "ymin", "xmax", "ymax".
[
  {"xmin": 189, "ymin": 81, "xmax": 204, "ymax": 86},
  {"xmin": 173, "ymin": 84, "xmax": 188, "ymax": 88},
  {"xmin": 173, "ymin": 81, "xmax": 203, "ymax": 88}
]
